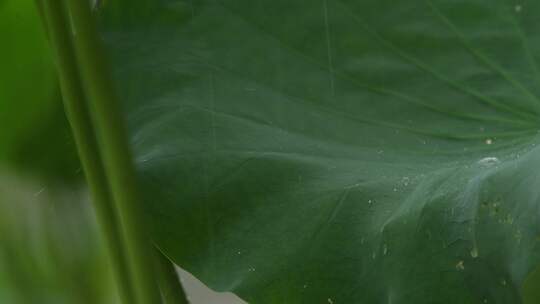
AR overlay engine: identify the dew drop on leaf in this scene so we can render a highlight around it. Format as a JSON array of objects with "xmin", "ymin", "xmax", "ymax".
[{"xmin": 402, "ymin": 176, "xmax": 410, "ymax": 186}]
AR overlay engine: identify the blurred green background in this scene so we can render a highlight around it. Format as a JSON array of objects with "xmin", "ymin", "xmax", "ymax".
[{"xmin": 0, "ymin": 0, "xmax": 117, "ymax": 302}]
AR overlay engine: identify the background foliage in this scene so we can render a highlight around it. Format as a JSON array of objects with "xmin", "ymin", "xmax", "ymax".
[{"xmin": 0, "ymin": 1, "xmax": 114, "ymax": 303}]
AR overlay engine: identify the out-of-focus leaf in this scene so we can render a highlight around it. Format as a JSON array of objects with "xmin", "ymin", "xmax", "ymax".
[
  {"xmin": 0, "ymin": 172, "xmax": 118, "ymax": 304},
  {"xmin": 0, "ymin": 0, "xmax": 79, "ymax": 181},
  {"xmin": 99, "ymin": 1, "xmax": 540, "ymax": 303},
  {"xmin": 0, "ymin": 0, "xmax": 56, "ymax": 156}
]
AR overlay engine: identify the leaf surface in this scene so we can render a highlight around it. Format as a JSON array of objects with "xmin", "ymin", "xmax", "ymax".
[{"xmin": 99, "ymin": 1, "xmax": 540, "ymax": 303}]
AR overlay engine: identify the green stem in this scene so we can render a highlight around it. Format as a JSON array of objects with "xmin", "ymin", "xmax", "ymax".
[
  {"xmin": 154, "ymin": 249, "xmax": 190, "ymax": 304},
  {"xmin": 37, "ymin": 1, "xmax": 135, "ymax": 303},
  {"xmin": 62, "ymin": 0, "xmax": 162, "ymax": 303}
]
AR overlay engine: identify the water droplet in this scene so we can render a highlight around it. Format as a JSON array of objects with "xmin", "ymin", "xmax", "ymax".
[
  {"xmin": 368, "ymin": 199, "xmax": 374, "ymax": 208},
  {"xmin": 303, "ymin": 283, "xmax": 308, "ymax": 289},
  {"xmin": 515, "ymin": 4, "xmax": 522, "ymax": 12},
  {"xmin": 237, "ymin": 251, "xmax": 242, "ymax": 255},
  {"xmin": 372, "ymin": 252, "xmax": 377, "ymax": 259},
  {"xmin": 402, "ymin": 176, "xmax": 410, "ymax": 186},
  {"xmin": 470, "ymin": 247, "xmax": 478, "ymax": 258},
  {"xmin": 477, "ymin": 157, "xmax": 500, "ymax": 166},
  {"xmin": 501, "ymin": 279, "xmax": 507, "ymax": 286},
  {"xmin": 383, "ymin": 244, "xmax": 388, "ymax": 256},
  {"xmin": 328, "ymin": 298, "xmax": 334, "ymax": 304},
  {"xmin": 456, "ymin": 260, "xmax": 465, "ymax": 271},
  {"xmin": 485, "ymin": 138, "xmax": 493, "ymax": 145}
]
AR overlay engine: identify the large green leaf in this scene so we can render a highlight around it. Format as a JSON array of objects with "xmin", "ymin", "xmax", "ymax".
[{"xmin": 99, "ymin": 1, "xmax": 540, "ymax": 303}]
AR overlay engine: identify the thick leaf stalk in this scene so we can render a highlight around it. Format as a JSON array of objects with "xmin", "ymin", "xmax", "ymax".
[
  {"xmin": 47, "ymin": 0, "xmax": 162, "ymax": 303},
  {"xmin": 37, "ymin": 0, "xmax": 135, "ymax": 303}
]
